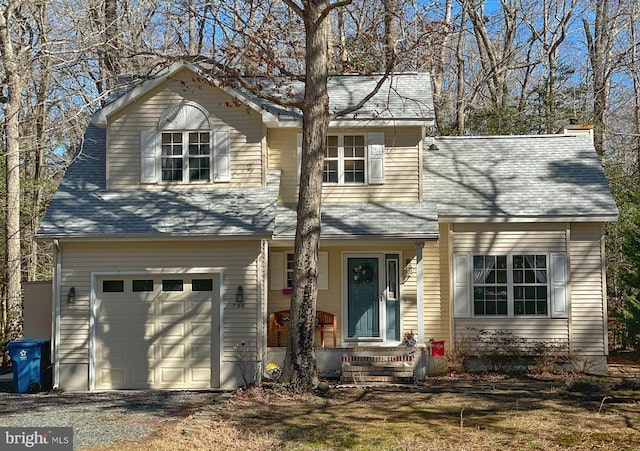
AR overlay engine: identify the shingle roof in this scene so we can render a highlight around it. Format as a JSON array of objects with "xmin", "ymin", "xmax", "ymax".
[
  {"xmin": 92, "ymin": 63, "xmax": 435, "ymax": 128},
  {"xmin": 240, "ymin": 73, "xmax": 435, "ymax": 125},
  {"xmin": 37, "ymin": 125, "xmax": 280, "ymax": 238},
  {"xmin": 274, "ymin": 202, "xmax": 439, "ymax": 240},
  {"xmin": 424, "ymin": 134, "xmax": 618, "ymax": 221}
]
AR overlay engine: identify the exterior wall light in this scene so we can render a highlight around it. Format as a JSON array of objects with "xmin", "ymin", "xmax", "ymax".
[
  {"xmin": 236, "ymin": 285, "xmax": 244, "ymax": 303},
  {"xmin": 67, "ymin": 287, "xmax": 76, "ymax": 304}
]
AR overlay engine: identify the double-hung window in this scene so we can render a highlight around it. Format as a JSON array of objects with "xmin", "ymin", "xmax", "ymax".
[
  {"xmin": 323, "ymin": 135, "xmax": 366, "ymax": 184},
  {"xmin": 161, "ymin": 131, "xmax": 211, "ymax": 182},
  {"xmin": 472, "ymin": 254, "xmax": 550, "ymax": 317},
  {"xmin": 141, "ymin": 102, "xmax": 230, "ymax": 184}
]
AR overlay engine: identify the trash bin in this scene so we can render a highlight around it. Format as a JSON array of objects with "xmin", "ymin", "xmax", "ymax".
[{"xmin": 7, "ymin": 338, "xmax": 51, "ymax": 393}]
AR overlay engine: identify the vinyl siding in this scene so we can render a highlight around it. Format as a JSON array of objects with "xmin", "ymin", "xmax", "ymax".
[
  {"xmin": 569, "ymin": 223, "xmax": 606, "ymax": 355},
  {"xmin": 268, "ymin": 127, "xmax": 422, "ymax": 203},
  {"xmin": 58, "ymin": 240, "xmax": 263, "ymax": 373},
  {"xmin": 448, "ymin": 222, "xmax": 608, "ymax": 356},
  {"xmin": 440, "ymin": 224, "xmax": 453, "ymax": 346},
  {"xmin": 450, "ymin": 223, "xmax": 570, "ymax": 349},
  {"xmin": 451, "ymin": 223, "xmax": 567, "ymax": 253},
  {"xmin": 268, "ymin": 244, "xmax": 418, "ymax": 345},
  {"xmin": 404, "ymin": 241, "xmax": 445, "ymax": 343},
  {"xmin": 107, "ymin": 67, "xmax": 265, "ymax": 189}
]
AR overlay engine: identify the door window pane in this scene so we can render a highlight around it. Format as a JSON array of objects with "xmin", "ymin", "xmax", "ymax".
[
  {"xmin": 103, "ymin": 280, "xmax": 124, "ymax": 293},
  {"xmin": 192, "ymin": 279, "xmax": 213, "ymax": 292},
  {"xmin": 132, "ymin": 279, "xmax": 154, "ymax": 292},
  {"xmin": 162, "ymin": 279, "xmax": 184, "ymax": 291}
]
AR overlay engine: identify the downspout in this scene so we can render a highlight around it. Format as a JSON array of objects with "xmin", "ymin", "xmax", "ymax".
[
  {"xmin": 261, "ymin": 239, "xmax": 270, "ymax": 383},
  {"xmin": 415, "ymin": 241, "xmax": 426, "ymax": 381},
  {"xmin": 415, "ymin": 242, "xmax": 424, "ymax": 344},
  {"xmin": 52, "ymin": 239, "xmax": 61, "ymax": 389}
]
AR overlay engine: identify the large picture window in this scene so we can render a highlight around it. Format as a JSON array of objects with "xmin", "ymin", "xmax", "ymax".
[
  {"xmin": 472, "ymin": 254, "xmax": 549, "ymax": 317},
  {"xmin": 323, "ymin": 135, "xmax": 366, "ymax": 184}
]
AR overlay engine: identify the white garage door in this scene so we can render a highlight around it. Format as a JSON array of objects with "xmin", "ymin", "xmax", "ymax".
[{"xmin": 94, "ymin": 275, "xmax": 218, "ymax": 389}]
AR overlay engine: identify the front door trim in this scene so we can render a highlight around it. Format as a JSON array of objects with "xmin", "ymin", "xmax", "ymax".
[{"xmin": 341, "ymin": 252, "xmax": 402, "ymax": 346}]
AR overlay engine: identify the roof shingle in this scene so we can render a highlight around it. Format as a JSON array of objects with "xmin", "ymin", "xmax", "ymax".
[{"xmin": 424, "ymin": 134, "xmax": 618, "ymax": 221}]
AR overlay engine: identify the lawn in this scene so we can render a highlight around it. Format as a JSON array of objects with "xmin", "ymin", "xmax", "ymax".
[{"xmin": 91, "ymin": 373, "xmax": 640, "ymax": 451}]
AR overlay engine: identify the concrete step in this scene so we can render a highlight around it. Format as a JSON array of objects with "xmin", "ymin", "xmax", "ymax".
[{"xmin": 340, "ymin": 374, "xmax": 414, "ymax": 384}]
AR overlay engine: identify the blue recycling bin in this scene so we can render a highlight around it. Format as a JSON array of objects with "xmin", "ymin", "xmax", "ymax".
[{"xmin": 7, "ymin": 338, "xmax": 51, "ymax": 393}]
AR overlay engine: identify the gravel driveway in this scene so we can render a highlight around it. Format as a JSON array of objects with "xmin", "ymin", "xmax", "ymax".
[{"xmin": 0, "ymin": 388, "xmax": 225, "ymax": 449}]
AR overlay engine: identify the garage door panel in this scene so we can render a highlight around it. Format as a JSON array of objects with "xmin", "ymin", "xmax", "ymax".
[
  {"xmin": 159, "ymin": 322, "xmax": 185, "ymax": 337},
  {"xmin": 97, "ymin": 368, "xmax": 125, "ymax": 388},
  {"xmin": 125, "ymin": 343, "xmax": 155, "ymax": 361},
  {"xmin": 160, "ymin": 368, "xmax": 185, "ymax": 384},
  {"xmin": 130, "ymin": 369, "xmax": 154, "ymax": 387},
  {"xmin": 158, "ymin": 301, "xmax": 184, "ymax": 316},
  {"xmin": 191, "ymin": 343, "xmax": 211, "ymax": 360},
  {"xmin": 191, "ymin": 368, "xmax": 211, "ymax": 382},
  {"xmin": 160, "ymin": 343, "xmax": 185, "ymax": 359},
  {"xmin": 95, "ymin": 275, "xmax": 218, "ymax": 390},
  {"xmin": 191, "ymin": 322, "xmax": 211, "ymax": 336}
]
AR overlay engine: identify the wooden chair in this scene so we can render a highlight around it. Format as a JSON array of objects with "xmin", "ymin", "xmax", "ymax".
[{"xmin": 268, "ymin": 309, "xmax": 337, "ymax": 347}]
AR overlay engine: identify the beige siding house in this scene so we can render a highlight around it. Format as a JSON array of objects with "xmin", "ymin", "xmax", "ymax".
[{"xmin": 37, "ymin": 63, "xmax": 618, "ymax": 391}]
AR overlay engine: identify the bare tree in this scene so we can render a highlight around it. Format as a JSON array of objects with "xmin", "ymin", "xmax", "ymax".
[
  {"xmin": 583, "ymin": 0, "xmax": 627, "ymax": 158},
  {"xmin": 0, "ymin": 0, "xmax": 31, "ymax": 342}
]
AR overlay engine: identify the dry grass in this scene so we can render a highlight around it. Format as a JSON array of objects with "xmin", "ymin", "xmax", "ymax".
[{"xmin": 87, "ymin": 374, "xmax": 640, "ymax": 451}]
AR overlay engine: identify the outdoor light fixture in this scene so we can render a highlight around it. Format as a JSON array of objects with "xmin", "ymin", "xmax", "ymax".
[
  {"xmin": 236, "ymin": 285, "xmax": 244, "ymax": 303},
  {"xmin": 67, "ymin": 287, "xmax": 76, "ymax": 304}
]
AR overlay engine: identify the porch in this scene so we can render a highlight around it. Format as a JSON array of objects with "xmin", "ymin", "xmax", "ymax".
[{"xmin": 266, "ymin": 345, "xmax": 448, "ymax": 384}]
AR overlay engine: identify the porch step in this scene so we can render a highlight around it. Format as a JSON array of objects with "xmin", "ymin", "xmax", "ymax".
[{"xmin": 340, "ymin": 352, "xmax": 416, "ymax": 384}]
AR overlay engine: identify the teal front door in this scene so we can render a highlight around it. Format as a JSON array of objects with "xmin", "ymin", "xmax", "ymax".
[{"xmin": 347, "ymin": 257, "xmax": 380, "ymax": 338}]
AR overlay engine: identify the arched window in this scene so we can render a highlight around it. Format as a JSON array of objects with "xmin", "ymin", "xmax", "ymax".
[{"xmin": 141, "ymin": 102, "xmax": 230, "ymax": 184}]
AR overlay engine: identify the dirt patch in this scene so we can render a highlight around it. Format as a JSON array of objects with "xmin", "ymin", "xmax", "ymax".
[{"xmin": 91, "ymin": 370, "xmax": 640, "ymax": 451}]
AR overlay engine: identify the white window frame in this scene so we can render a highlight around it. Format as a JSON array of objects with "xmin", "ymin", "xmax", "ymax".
[
  {"xmin": 160, "ymin": 130, "xmax": 212, "ymax": 183},
  {"xmin": 270, "ymin": 251, "xmax": 328, "ymax": 291},
  {"xmin": 141, "ymin": 102, "xmax": 230, "ymax": 185},
  {"xmin": 323, "ymin": 134, "xmax": 366, "ymax": 185},
  {"xmin": 471, "ymin": 253, "xmax": 552, "ymax": 318}
]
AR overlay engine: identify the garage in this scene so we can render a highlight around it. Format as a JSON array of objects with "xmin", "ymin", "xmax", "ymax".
[{"xmin": 93, "ymin": 274, "xmax": 219, "ymax": 389}]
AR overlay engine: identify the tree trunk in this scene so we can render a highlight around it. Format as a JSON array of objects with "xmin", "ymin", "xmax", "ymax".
[
  {"xmin": 382, "ymin": 0, "xmax": 399, "ymax": 70},
  {"xmin": 583, "ymin": 0, "xmax": 619, "ymax": 159},
  {"xmin": 282, "ymin": 0, "xmax": 331, "ymax": 393},
  {"xmin": 104, "ymin": 0, "xmax": 120, "ymax": 90},
  {"xmin": 455, "ymin": 1, "xmax": 468, "ymax": 134},
  {"xmin": 0, "ymin": 3, "xmax": 24, "ymax": 342}
]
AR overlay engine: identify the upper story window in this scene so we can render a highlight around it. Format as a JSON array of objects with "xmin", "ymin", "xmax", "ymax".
[
  {"xmin": 297, "ymin": 132, "xmax": 385, "ymax": 185},
  {"xmin": 324, "ymin": 135, "xmax": 366, "ymax": 184},
  {"xmin": 141, "ymin": 102, "xmax": 230, "ymax": 184},
  {"xmin": 161, "ymin": 131, "xmax": 211, "ymax": 182}
]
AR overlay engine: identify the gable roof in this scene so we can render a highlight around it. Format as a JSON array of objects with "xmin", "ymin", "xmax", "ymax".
[
  {"xmin": 424, "ymin": 134, "xmax": 618, "ymax": 222},
  {"xmin": 37, "ymin": 125, "xmax": 280, "ymax": 239},
  {"xmin": 240, "ymin": 73, "xmax": 435, "ymax": 127},
  {"xmin": 92, "ymin": 63, "xmax": 435, "ymax": 128}
]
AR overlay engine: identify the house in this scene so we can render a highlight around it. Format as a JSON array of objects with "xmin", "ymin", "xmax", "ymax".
[{"xmin": 37, "ymin": 63, "xmax": 618, "ymax": 390}]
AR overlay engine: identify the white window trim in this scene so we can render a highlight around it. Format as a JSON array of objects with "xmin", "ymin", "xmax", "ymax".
[
  {"xmin": 160, "ymin": 130, "xmax": 213, "ymax": 184},
  {"xmin": 296, "ymin": 132, "xmax": 385, "ymax": 185},
  {"xmin": 324, "ymin": 134, "xmax": 367, "ymax": 185},
  {"xmin": 453, "ymin": 252, "xmax": 568, "ymax": 319},
  {"xmin": 140, "ymin": 102, "xmax": 230, "ymax": 184},
  {"xmin": 270, "ymin": 251, "xmax": 328, "ymax": 291}
]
